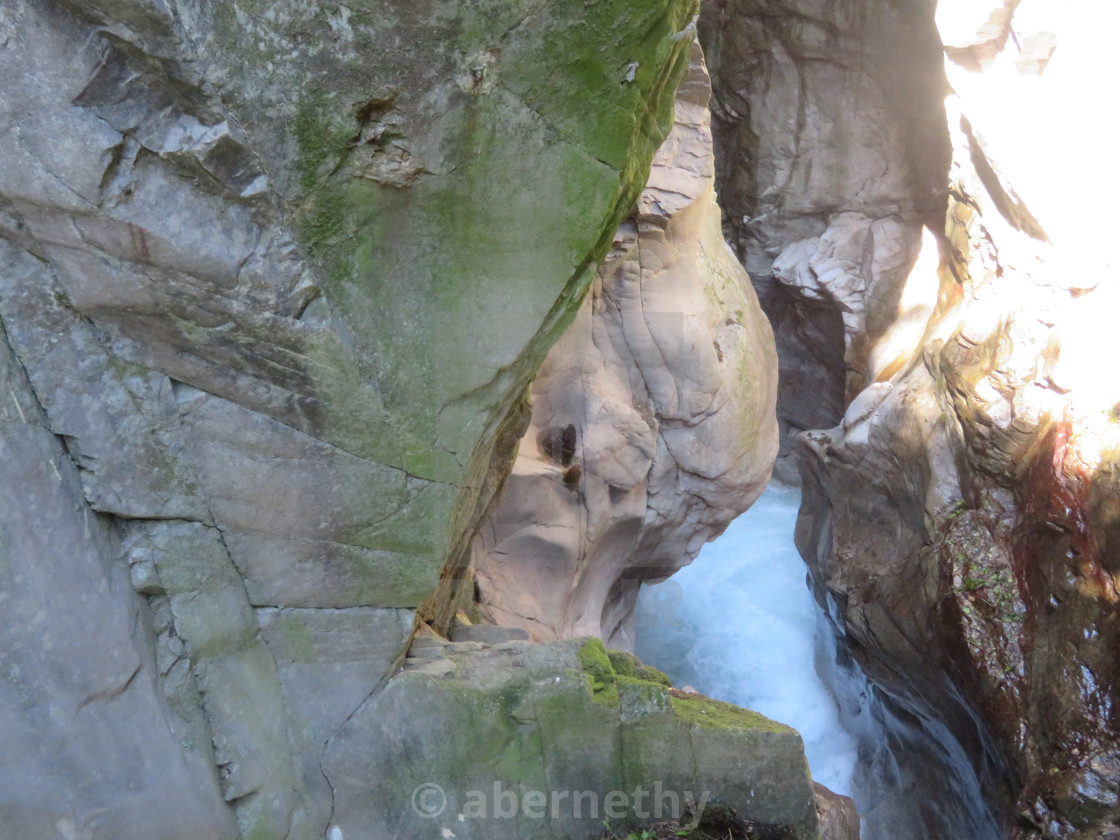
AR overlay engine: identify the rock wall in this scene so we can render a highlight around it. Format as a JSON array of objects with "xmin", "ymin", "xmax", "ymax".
[
  {"xmin": 699, "ymin": 0, "xmax": 950, "ymax": 482},
  {"xmin": 702, "ymin": 0, "xmax": 1120, "ymax": 837},
  {"xmin": 800, "ymin": 3, "xmax": 1120, "ymax": 836},
  {"xmin": 474, "ymin": 44, "xmax": 778, "ymax": 648},
  {"xmin": 0, "ymin": 0, "xmax": 701, "ymax": 837},
  {"xmin": 17, "ymin": 0, "xmax": 1113, "ymax": 837}
]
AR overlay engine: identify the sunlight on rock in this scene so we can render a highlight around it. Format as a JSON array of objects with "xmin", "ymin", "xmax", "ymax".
[{"xmin": 869, "ymin": 226, "xmax": 942, "ymax": 382}]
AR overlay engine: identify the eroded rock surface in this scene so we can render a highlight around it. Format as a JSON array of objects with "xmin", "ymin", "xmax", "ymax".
[
  {"xmin": 474, "ymin": 45, "xmax": 778, "ymax": 647},
  {"xmin": 814, "ymin": 782, "xmax": 861, "ymax": 840},
  {"xmin": 699, "ymin": 0, "xmax": 950, "ymax": 482},
  {"xmin": 0, "ymin": 0, "xmax": 698, "ymax": 836}
]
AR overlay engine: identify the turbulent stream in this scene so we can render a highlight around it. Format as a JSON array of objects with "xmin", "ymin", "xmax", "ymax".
[
  {"xmin": 635, "ymin": 482, "xmax": 1004, "ymax": 839},
  {"xmin": 634, "ymin": 482, "xmax": 859, "ymax": 794}
]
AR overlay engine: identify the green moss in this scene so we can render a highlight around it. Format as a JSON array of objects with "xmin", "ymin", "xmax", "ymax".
[
  {"xmin": 492, "ymin": 726, "xmax": 548, "ymax": 787},
  {"xmin": 670, "ymin": 694, "xmax": 795, "ymax": 734},
  {"xmin": 340, "ymin": 546, "xmax": 443, "ymax": 608},
  {"xmin": 578, "ymin": 638, "xmax": 619, "ymax": 706},
  {"xmin": 293, "ymin": 92, "xmax": 363, "ymax": 230},
  {"xmin": 607, "ymin": 650, "xmax": 672, "ymax": 687},
  {"xmin": 617, "ymin": 678, "xmax": 672, "ymax": 722},
  {"xmin": 266, "ymin": 612, "xmax": 317, "ymax": 662},
  {"xmin": 579, "ymin": 641, "xmax": 677, "ymax": 708},
  {"xmin": 285, "ymin": 0, "xmax": 705, "ymax": 645}
]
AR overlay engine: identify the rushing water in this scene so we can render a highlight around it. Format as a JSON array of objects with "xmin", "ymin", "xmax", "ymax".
[
  {"xmin": 634, "ymin": 481, "xmax": 859, "ymax": 794},
  {"xmin": 634, "ymin": 480, "xmax": 1006, "ymax": 840}
]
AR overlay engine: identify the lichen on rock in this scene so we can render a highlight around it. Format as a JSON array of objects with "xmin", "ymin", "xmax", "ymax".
[{"xmin": 323, "ymin": 637, "xmax": 819, "ymax": 840}]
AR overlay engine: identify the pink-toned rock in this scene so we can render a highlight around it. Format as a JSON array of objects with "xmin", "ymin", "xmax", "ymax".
[
  {"xmin": 815, "ymin": 782, "xmax": 861, "ymax": 840},
  {"xmin": 473, "ymin": 44, "xmax": 778, "ymax": 647}
]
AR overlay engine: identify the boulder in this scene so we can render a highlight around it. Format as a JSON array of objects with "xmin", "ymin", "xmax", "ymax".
[{"xmin": 323, "ymin": 639, "xmax": 819, "ymax": 840}]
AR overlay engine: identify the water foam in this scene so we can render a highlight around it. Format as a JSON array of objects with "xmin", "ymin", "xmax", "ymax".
[{"xmin": 635, "ymin": 481, "xmax": 859, "ymax": 794}]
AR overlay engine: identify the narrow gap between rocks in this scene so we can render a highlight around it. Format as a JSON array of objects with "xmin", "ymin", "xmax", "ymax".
[{"xmin": 635, "ymin": 481, "xmax": 1003, "ymax": 840}]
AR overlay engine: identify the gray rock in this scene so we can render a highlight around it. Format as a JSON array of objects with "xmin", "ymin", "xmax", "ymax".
[
  {"xmin": 0, "ymin": 317, "xmax": 237, "ymax": 840},
  {"xmin": 0, "ymin": 0, "xmax": 702, "ymax": 835},
  {"xmin": 448, "ymin": 619, "xmax": 531, "ymax": 645},
  {"xmin": 257, "ymin": 606, "xmax": 413, "ymax": 827},
  {"xmin": 323, "ymin": 639, "xmax": 818, "ymax": 840},
  {"xmin": 119, "ymin": 518, "xmax": 313, "ymax": 835},
  {"xmin": 177, "ymin": 393, "xmax": 455, "ymax": 609}
]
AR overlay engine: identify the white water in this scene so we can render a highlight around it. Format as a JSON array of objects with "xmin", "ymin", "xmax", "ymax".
[{"xmin": 634, "ymin": 481, "xmax": 859, "ymax": 795}]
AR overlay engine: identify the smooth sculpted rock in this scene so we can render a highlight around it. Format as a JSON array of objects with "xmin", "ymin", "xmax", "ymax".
[
  {"xmin": 0, "ymin": 0, "xmax": 699, "ymax": 837},
  {"xmin": 815, "ymin": 783, "xmax": 861, "ymax": 840},
  {"xmin": 323, "ymin": 639, "xmax": 818, "ymax": 840},
  {"xmin": 473, "ymin": 43, "xmax": 779, "ymax": 647}
]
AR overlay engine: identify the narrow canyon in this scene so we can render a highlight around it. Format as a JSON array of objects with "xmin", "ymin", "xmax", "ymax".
[{"xmin": 0, "ymin": 0, "xmax": 1115, "ymax": 839}]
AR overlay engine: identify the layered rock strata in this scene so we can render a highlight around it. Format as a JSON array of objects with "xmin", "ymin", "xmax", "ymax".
[{"xmin": 0, "ymin": 0, "xmax": 701, "ymax": 836}]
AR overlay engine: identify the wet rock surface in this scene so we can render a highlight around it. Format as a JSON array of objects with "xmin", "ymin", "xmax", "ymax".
[
  {"xmin": 703, "ymin": 0, "xmax": 1120, "ymax": 837},
  {"xmin": 814, "ymin": 782, "xmax": 861, "ymax": 840}
]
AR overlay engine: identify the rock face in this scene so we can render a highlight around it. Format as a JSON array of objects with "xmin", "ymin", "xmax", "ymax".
[
  {"xmin": 803, "ymin": 3, "xmax": 1120, "ymax": 836},
  {"xmin": 703, "ymin": 0, "xmax": 1120, "ymax": 838},
  {"xmin": 814, "ymin": 782, "xmax": 861, "ymax": 840},
  {"xmin": 18, "ymin": 0, "xmax": 1116, "ymax": 838},
  {"xmin": 324, "ymin": 637, "xmax": 819, "ymax": 840},
  {"xmin": 0, "ymin": 321, "xmax": 239, "ymax": 840},
  {"xmin": 474, "ymin": 44, "xmax": 778, "ymax": 647},
  {"xmin": 699, "ymin": 0, "xmax": 950, "ymax": 482},
  {"xmin": 0, "ymin": 0, "xmax": 701, "ymax": 837}
]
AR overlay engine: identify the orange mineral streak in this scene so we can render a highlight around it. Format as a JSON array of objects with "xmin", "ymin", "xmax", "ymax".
[{"xmin": 1035, "ymin": 412, "xmax": 1120, "ymax": 604}]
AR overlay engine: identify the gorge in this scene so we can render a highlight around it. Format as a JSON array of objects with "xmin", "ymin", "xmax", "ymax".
[{"xmin": 1, "ymin": 0, "xmax": 1117, "ymax": 839}]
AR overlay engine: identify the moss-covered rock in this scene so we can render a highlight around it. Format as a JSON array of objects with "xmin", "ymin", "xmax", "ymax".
[
  {"xmin": 580, "ymin": 638, "xmax": 622, "ymax": 705},
  {"xmin": 0, "ymin": 3, "xmax": 775, "ymax": 840},
  {"xmin": 608, "ymin": 648, "xmax": 674, "ymax": 688},
  {"xmin": 668, "ymin": 693, "xmax": 796, "ymax": 735},
  {"xmin": 324, "ymin": 639, "xmax": 818, "ymax": 840}
]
